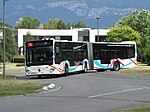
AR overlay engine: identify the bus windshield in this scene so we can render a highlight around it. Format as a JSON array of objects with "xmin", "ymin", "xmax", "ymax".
[{"xmin": 26, "ymin": 46, "xmax": 53, "ymax": 66}]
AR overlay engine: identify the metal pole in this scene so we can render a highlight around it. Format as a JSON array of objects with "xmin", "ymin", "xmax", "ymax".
[
  {"xmin": 2, "ymin": 0, "xmax": 9, "ymax": 79},
  {"xmin": 96, "ymin": 17, "xmax": 101, "ymax": 42}
]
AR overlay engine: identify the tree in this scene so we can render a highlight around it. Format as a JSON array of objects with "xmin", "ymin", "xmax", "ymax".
[
  {"xmin": 144, "ymin": 44, "xmax": 150, "ymax": 65},
  {"xmin": 15, "ymin": 16, "xmax": 41, "ymax": 44},
  {"xmin": 0, "ymin": 43, "xmax": 2, "ymax": 62},
  {"xmin": 43, "ymin": 18, "xmax": 60, "ymax": 29},
  {"xmin": 72, "ymin": 21, "xmax": 87, "ymax": 28},
  {"xmin": 5, "ymin": 29, "xmax": 18, "ymax": 61},
  {"xmin": 116, "ymin": 10, "xmax": 150, "ymax": 45},
  {"xmin": 116, "ymin": 10, "xmax": 150, "ymax": 36},
  {"xmin": 23, "ymin": 33, "xmax": 40, "ymax": 43},
  {"xmin": 0, "ymin": 29, "xmax": 18, "ymax": 62},
  {"xmin": 106, "ymin": 26, "xmax": 140, "ymax": 44},
  {"xmin": 15, "ymin": 16, "xmax": 41, "ymax": 29},
  {"xmin": 1, "ymin": 19, "xmax": 15, "ymax": 62},
  {"xmin": 0, "ymin": 18, "xmax": 2, "ymax": 28},
  {"xmin": 43, "ymin": 19, "xmax": 87, "ymax": 29},
  {"xmin": 115, "ymin": 10, "xmax": 150, "ymax": 62},
  {"xmin": 0, "ymin": 19, "xmax": 2, "ymax": 53},
  {"xmin": 57, "ymin": 20, "xmax": 67, "ymax": 29},
  {"xmin": 66, "ymin": 22, "xmax": 72, "ymax": 29}
]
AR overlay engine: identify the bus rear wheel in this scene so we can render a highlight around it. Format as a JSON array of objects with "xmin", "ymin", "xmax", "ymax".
[
  {"xmin": 38, "ymin": 75, "xmax": 42, "ymax": 79},
  {"xmin": 113, "ymin": 61, "xmax": 120, "ymax": 71},
  {"xmin": 83, "ymin": 63, "xmax": 88, "ymax": 73},
  {"xmin": 64, "ymin": 65, "xmax": 69, "ymax": 75}
]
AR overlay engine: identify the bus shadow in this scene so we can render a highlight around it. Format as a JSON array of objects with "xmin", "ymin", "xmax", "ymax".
[
  {"xmin": 39, "ymin": 72, "xmax": 84, "ymax": 79},
  {"xmin": 16, "ymin": 72, "xmax": 84, "ymax": 80}
]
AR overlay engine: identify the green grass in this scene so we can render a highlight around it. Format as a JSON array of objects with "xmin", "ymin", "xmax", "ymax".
[
  {"xmin": 121, "ymin": 62, "xmax": 150, "ymax": 76},
  {"xmin": 0, "ymin": 63, "xmax": 45, "ymax": 97},
  {"xmin": 0, "ymin": 62, "xmax": 24, "ymax": 71},
  {"xmin": 0, "ymin": 74, "xmax": 45, "ymax": 97},
  {"xmin": 116, "ymin": 105, "xmax": 150, "ymax": 112},
  {"xmin": 0, "ymin": 73, "xmax": 15, "ymax": 79}
]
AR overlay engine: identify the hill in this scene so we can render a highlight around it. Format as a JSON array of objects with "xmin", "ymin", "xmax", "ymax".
[{"xmin": 0, "ymin": 0, "xmax": 150, "ymax": 27}]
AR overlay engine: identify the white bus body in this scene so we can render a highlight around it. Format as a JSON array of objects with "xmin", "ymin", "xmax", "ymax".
[
  {"xmin": 25, "ymin": 39, "xmax": 137, "ymax": 77},
  {"xmin": 25, "ymin": 39, "xmax": 89, "ymax": 77},
  {"xmin": 91, "ymin": 41, "xmax": 137, "ymax": 71}
]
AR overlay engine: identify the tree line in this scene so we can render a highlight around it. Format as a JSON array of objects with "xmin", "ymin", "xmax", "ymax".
[
  {"xmin": 0, "ymin": 9, "xmax": 150, "ymax": 65},
  {"xmin": 15, "ymin": 17, "xmax": 87, "ymax": 29}
]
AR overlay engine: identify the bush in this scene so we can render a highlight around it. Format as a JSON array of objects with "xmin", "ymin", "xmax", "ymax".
[
  {"xmin": 106, "ymin": 26, "xmax": 141, "ymax": 45},
  {"xmin": 11, "ymin": 55, "xmax": 25, "ymax": 63},
  {"xmin": 144, "ymin": 45, "xmax": 150, "ymax": 65}
]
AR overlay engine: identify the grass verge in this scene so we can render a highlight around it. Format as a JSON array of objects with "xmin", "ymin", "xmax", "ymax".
[
  {"xmin": 116, "ymin": 105, "xmax": 150, "ymax": 112},
  {"xmin": 121, "ymin": 62, "xmax": 150, "ymax": 76},
  {"xmin": 0, "ymin": 62, "xmax": 24, "ymax": 71},
  {"xmin": 0, "ymin": 74, "xmax": 45, "ymax": 97}
]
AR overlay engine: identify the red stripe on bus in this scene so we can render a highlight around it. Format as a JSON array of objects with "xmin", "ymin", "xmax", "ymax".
[
  {"xmin": 50, "ymin": 65, "xmax": 64, "ymax": 73},
  {"xmin": 130, "ymin": 58, "xmax": 137, "ymax": 65},
  {"xmin": 116, "ymin": 59, "xmax": 124, "ymax": 66}
]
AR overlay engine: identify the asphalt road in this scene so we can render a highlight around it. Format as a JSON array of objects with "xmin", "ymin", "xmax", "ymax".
[{"xmin": 1, "ymin": 71, "xmax": 150, "ymax": 112}]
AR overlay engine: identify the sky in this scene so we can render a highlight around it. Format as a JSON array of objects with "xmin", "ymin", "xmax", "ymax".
[{"xmin": 0, "ymin": 0, "xmax": 150, "ymax": 27}]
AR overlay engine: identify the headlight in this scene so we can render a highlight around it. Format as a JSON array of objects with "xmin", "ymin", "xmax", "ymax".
[{"xmin": 25, "ymin": 69, "xmax": 31, "ymax": 74}]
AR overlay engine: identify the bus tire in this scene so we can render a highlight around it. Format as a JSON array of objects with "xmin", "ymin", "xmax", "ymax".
[
  {"xmin": 113, "ymin": 61, "xmax": 120, "ymax": 71},
  {"xmin": 83, "ymin": 63, "xmax": 88, "ymax": 73},
  {"xmin": 38, "ymin": 75, "xmax": 42, "ymax": 79},
  {"xmin": 64, "ymin": 65, "xmax": 69, "ymax": 75},
  {"xmin": 97, "ymin": 69, "xmax": 105, "ymax": 72}
]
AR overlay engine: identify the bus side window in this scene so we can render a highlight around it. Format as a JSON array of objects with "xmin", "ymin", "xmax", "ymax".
[
  {"xmin": 94, "ymin": 49, "xmax": 99, "ymax": 59},
  {"xmin": 127, "ymin": 48, "xmax": 135, "ymax": 58},
  {"xmin": 56, "ymin": 47, "xmax": 59, "ymax": 53},
  {"xmin": 55, "ymin": 53, "xmax": 62, "ymax": 64},
  {"xmin": 55, "ymin": 45, "xmax": 63, "ymax": 64},
  {"xmin": 111, "ymin": 49, "xmax": 122, "ymax": 59},
  {"xmin": 100, "ymin": 49, "xmax": 110, "ymax": 59}
]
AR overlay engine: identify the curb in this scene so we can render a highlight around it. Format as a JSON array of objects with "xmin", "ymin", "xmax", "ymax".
[
  {"xmin": 42, "ymin": 83, "xmax": 56, "ymax": 91},
  {"xmin": 37, "ymin": 83, "xmax": 61, "ymax": 94}
]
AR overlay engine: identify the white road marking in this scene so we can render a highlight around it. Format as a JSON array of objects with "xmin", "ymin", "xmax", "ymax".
[{"xmin": 89, "ymin": 87, "xmax": 149, "ymax": 98}]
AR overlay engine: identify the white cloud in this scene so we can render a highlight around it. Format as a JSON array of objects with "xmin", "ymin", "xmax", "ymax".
[
  {"xmin": 47, "ymin": 1, "xmax": 88, "ymax": 10},
  {"xmin": 88, "ymin": 6, "xmax": 136, "ymax": 18},
  {"xmin": 12, "ymin": 11, "xmax": 21, "ymax": 15},
  {"xmin": 37, "ymin": 6, "xmax": 47, "ymax": 11},
  {"xmin": 25, "ymin": 5, "xmax": 36, "ymax": 10},
  {"xmin": 46, "ymin": 0, "xmax": 135, "ymax": 19},
  {"xmin": 47, "ymin": 0, "xmax": 88, "ymax": 16}
]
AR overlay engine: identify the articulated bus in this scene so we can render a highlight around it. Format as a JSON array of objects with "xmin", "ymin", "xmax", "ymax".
[
  {"xmin": 25, "ymin": 39, "xmax": 137, "ymax": 77},
  {"xmin": 91, "ymin": 41, "xmax": 137, "ymax": 71},
  {"xmin": 25, "ymin": 39, "xmax": 89, "ymax": 78}
]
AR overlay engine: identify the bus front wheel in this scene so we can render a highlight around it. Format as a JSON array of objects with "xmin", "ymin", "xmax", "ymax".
[{"xmin": 113, "ymin": 61, "xmax": 120, "ymax": 71}]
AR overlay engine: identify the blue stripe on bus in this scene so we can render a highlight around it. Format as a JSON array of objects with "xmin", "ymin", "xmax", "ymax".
[
  {"xmin": 94, "ymin": 60, "xmax": 137, "ymax": 69},
  {"xmin": 69, "ymin": 66, "xmax": 78, "ymax": 72},
  {"xmin": 63, "ymin": 60, "xmax": 80, "ymax": 72},
  {"xmin": 94, "ymin": 60, "xmax": 112, "ymax": 69}
]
